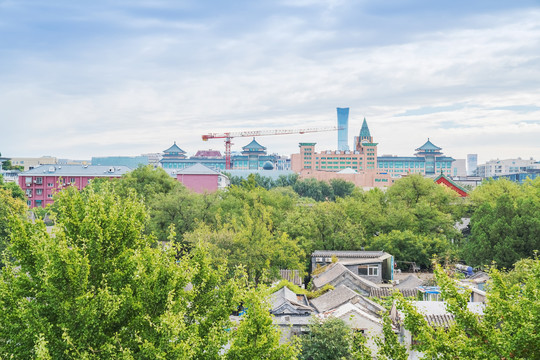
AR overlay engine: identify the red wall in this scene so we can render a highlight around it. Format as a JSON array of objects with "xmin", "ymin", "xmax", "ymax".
[
  {"xmin": 19, "ymin": 175, "xmax": 111, "ymax": 208},
  {"xmin": 176, "ymin": 174, "xmax": 218, "ymax": 193}
]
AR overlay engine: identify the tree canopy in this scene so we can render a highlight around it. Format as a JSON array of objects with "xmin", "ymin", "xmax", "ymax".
[{"xmin": 0, "ymin": 182, "xmax": 294, "ymax": 359}]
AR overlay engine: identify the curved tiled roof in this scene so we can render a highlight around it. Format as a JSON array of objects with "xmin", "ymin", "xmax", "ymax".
[
  {"xmin": 242, "ymin": 138, "xmax": 266, "ymax": 151},
  {"xmin": 163, "ymin": 142, "xmax": 186, "ymax": 154},
  {"xmin": 415, "ymin": 138, "xmax": 442, "ymax": 151}
]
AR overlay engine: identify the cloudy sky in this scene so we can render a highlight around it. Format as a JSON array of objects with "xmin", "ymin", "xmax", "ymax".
[{"xmin": 1, "ymin": 0, "xmax": 539, "ymax": 163}]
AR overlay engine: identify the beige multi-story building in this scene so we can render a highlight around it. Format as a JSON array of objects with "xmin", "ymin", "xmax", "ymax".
[
  {"xmin": 291, "ymin": 119, "xmax": 393, "ymax": 187},
  {"xmin": 9, "ymin": 156, "xmax": 57, "ymax": 171}
]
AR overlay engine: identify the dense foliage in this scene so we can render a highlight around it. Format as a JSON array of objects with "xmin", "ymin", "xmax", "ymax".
[
  {"xmin": 395, "ymin": 258, "xmax": 540, "ymax": 359},
  {"xmin": 0, "ymin": 185, "xmax": 27, "ymax": 267},
  {"xmin": 462, "ymin": 178, "xmax": 540, "ymax": 268},
  {"xmin": 0, "ymin": 182, "xmax": 295, "ymax": 359},
  {"xmin": 299, "ymin": 317, "xmax": 356, "ymax": 360},
  {"xmin": 1, "ymin": 165, "xmax": 538, "ymax": 357}
]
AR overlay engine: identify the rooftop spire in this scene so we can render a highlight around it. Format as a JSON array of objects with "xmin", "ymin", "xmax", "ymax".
[{"xmin": 359, "ymin": 118, "xmax": 371, "ymax": 139}]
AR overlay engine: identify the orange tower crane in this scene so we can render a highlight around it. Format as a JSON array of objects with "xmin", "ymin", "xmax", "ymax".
[{"xmin": 202, "ymin": 127, "xmax": 339, "ymax": 170}]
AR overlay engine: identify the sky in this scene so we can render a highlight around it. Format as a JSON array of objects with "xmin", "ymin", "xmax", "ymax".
[{"xmin": 1, "ymin": 0, "xmax": 540, "ymax": 163}]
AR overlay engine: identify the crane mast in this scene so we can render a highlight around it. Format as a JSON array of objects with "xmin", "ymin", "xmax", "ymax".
[{"xmin": 202, "ymin": 126, "xmax": 339, "ymax": 170}]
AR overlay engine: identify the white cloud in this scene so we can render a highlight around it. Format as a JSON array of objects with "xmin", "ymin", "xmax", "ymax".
[{"xmin": 0, "ymin": 3, "xmax": 539, "ymax": 162}]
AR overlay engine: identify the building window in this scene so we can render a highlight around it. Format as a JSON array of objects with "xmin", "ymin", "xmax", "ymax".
[
  {"xmin": 36, "ymin": 177, "xmax": 43, "ymax": 184},
  {"xmin": 36, "ymin": 189, "xmax": 43, "ymax": 195},
  {"xmin": 47, "ymin": 194, "xmax": 53, "ymax": 199},
  {"xmin": 48, "ymin": 183, "xmax": 53, "ymax": 187},
  {"xmin": 358, "ymin": 265, "xmax": 379, "ymax": 276},
  {"xmin": 70, "ymin": 178, "xmax": 76, "ymax": 183}
]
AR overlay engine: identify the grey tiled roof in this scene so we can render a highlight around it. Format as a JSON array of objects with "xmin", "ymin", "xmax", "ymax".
[
  {"xmin": 21, "ymin": 165, "xmax": 131, "ymax": 177},
  {"xmin": 312, "ymin": 250, "xmax": 386, "ymax": 259},
  {"xmin": 270, "ymin": 287, "xmax": 313, "ymax": 315},
  {"xmin": 279, "ymin": 269, "xmax": 303, "ymax": 287},
  {"xmin": 310, "ymin": 284, "xmax": 358, "ymax": 313},
  {"xmin": 406, "ymin": 301, "xmax": 485, "ymax": 328},
  {"xmin": 175, "ymin": 163, "xmax": 219, "ymax": 175},
  {"xmin": 369, "ymin": 287, "xmax": 418, "ymax": 298},
  {"xmin": 396, "ymin": 274, "xmax": 424, "ymax": 289},
  {"xmin": 312, "ymin": 263, "xmax": 378, "ymax": 290}
]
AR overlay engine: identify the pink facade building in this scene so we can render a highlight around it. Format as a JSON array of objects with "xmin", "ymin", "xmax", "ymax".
[
  {"xmin": 19, "ymin": 165, "xmax": 131, "ymax": 208},
  {"xmin": 175, "ymin": 163, "xmax": 229, "ymax": 193}
]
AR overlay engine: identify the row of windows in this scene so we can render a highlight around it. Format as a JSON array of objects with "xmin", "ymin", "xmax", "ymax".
[
  {"xmin": 379, "ymin": 162, "xmax": 425, "ymax": 169},
  {"xmin": 320, "ymin": 161, "xmax": 359, "ymax": 165},
  {"xmin": 25, "ymin": 177, "xmax": 79, "ymax": 186},
  {"xmin": 320, "ymin": 157, "xmax": 360, "ymax": 160}
]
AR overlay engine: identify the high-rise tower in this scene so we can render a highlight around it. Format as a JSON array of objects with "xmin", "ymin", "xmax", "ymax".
[
  {"xmin": 467, "ymin": 154, "xmax": 478, "ymax": 176},
  {"xmin": 337, "ymin": 107, "xmax": 349, "ymax": 151}
]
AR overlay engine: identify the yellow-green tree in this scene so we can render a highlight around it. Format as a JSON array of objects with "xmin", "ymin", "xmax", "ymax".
[{"xmin": 0, "ymin": 182, "xmax": 295, "ymax": 359}]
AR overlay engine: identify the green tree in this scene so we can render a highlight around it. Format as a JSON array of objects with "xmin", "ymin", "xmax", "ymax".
[
  {"xmin": 299, "ymin": 317, "xmax": 354, "ymax": 360},
  {"xmin": 0, "ymin": 182, "xmax": 267, "ymax": 359},
  {"xmin": 147, "ymin": 186, "xmax": 217, "ymax": 244},
  {"xmin": 0, "ymin": 159, "xmax": 24, "ymax": 171},
  {"xmin": 366, "ymin": 230, "xmax": 453, "ymax": 270},
  {"xmin": 0, "ymin": 187, "xmax": 27, "ymax": 267},
  {"xmin": 395, "ymin": 260, "xmax": 540, "ymax": 359},
  {"xmin": 464, "ymin": 179, "xmax": 540, "ymax": 268},
  {"xmin": 0, "ymin": 174, "xmax": 25, "ymax": 201},
  {"xmin": 226, "ymin": 286, "xmax": 298, "ymax": 360},
  {"xmin": 186, "ymin": 198, "xmax": 305, "ymax": 284},
  {"xmin": 329, "ymin": 178, "xmax": 355, "ymax": 198},
  {"xmin": 275, "ymin": 173, "xmax": 299, "ymax": 188},
  {"xmin": 116, "ymin": 165, "xmax": 181, "ymax": 201},
  {"xmin": 293, "ymin": 178, "xmax": 334, "ymax": 202}
]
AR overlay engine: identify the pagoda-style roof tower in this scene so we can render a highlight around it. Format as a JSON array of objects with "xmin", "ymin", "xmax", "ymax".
[
  {"xmin": 162, "ymin": 142, "xmax": 187, "ymax": 159},
  {"xmin": 242, "ymin": 138, "xmax": 267, "ymax": 155},
  {"xmin": 415, "ymin": 139, "xmax": 443, "ymax": 157}
]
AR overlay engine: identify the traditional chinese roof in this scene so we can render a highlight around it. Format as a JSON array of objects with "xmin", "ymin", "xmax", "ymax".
[
  {"xmin": 409, "ymin": 301, "xmax": 485, "ymax": 328},
  {"xmin": 311, "ymin": 263, "xmax": 378, "ymax": 292},
  {"xmin": 270, "ymin": 287, "xmax": 313, "ymax": 316},
  {"xmin": 434, "ymin": 173, "xmax": 469, "ymax": 197},
  {"xmin": 359, "ymin": 118, "xmax": 371, "ymax": 139},
  {"xmin": 163, "ymin": 142, "xmax": 186, "ymax": 154},
  {"xmin": 369, "ymin": 287, "xmax": 419, "ymax": 298},
  {"xmin": 416, "ymin": 138, "xmax": 442, "ymax": 152},
  {"xmin": 242, "ymin": 138, "xmax": 266, "ymax": 151},
  {"xmin": 193, "ymin": 150, "xmax": 222, "ymax": 158}
]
